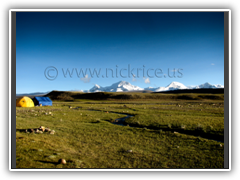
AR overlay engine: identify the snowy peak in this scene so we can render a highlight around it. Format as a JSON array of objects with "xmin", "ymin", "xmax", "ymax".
[
  {"xmin": 106, "ymin": 81, "xmax": 143, "ymax": 92},
  {"xmin": 153, "ymin": 82, "xmax": 187, "ymax": 92},
  {"xmin": 216, "ymin": 84, "xmax": 224, "ymax": 88},
  {"xmin": 114, "ymin": 81, "xmax": 131, "ymax": 87},
  {"xmin": 89, "ymin": 84, "xmax": 103, "ymax": 92},
  {"xmin": 194, "ymin": 82, "xmax": 224, "ymax": 89},
  {"xmin": 89, "ymin": 81, "xmax": 143, "ymax": 92},
  {"xmin": 165, "ymin": 82, "xmax": 187, "ymax": 90}
]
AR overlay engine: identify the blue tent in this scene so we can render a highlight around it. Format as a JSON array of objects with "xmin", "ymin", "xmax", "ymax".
[{"xmin": 33, "ymin": 97, "xmax": 52, "ymax": 106}]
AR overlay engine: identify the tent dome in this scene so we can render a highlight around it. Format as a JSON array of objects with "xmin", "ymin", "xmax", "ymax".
[
  {"xmin": 16, "ymin": 96, "xmax": 35, "ymax": 107},
  {"xmin": 33, "ymin": 97, "xmax": 52, "ymax": 106}
]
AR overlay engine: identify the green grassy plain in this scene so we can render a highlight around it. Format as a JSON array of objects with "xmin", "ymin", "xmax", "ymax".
[{"xmin": 16, "ymin": 92, "xmax": 224, "ymax": 168}]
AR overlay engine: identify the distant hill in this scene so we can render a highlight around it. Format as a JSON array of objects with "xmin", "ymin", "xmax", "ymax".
[{"xmin": 44, "ymin": 88, "xmax": 224, "ymax": 101}]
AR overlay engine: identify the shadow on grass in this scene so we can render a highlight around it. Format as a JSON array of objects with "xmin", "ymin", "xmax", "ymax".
[
  {"xmin": 16, "ymin": 128, "xmax": 36, "ymax": 132},
  {"xmin": 16, "ymin": 128, "xmax": 44, "ymax": 133},
  {"xmin": 35, "ymin": 160, "xmax": 59, "ymax": 165},
  {"xmin": 123, "ymin": 123, "xmax": 224, "ymax": 143}
]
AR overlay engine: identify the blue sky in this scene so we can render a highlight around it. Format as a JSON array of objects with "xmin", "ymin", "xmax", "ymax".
[{"xmin": 16, "ymin": 12, "xmax": 224, "ymax": 93}]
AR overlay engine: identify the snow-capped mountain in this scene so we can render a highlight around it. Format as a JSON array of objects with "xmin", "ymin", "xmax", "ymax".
[
  {"xmin": 84, "ymin": 81, "xmax": 223, "ymax": 93},
  {"xmin": 18, "ymin": 81, "xmax": 224, "ymax": 95},
  {"xmin": 89, "ymin": 81, "xmax": 144, "ymax": 92},
  {"xmin": 68, "ymin": 81, "xmax": 224, "ymax": 93},
  {"xmin": 144, "ymin": 82, "xmax": 187, "ymax": 92},
  {"xmin": 163, "ymin": 82, "xmax": 188, "ymax": 91},
  {"xmin": 193, "ymin": 82, "xmax": 224, "ymax": 89},
  {"xmin": 104, "ymin": 81, "xmax": 144, "ymax": 92},
  {"xmin": 89, "ymin": 84, "xmax": 104, "ymax": 92}
]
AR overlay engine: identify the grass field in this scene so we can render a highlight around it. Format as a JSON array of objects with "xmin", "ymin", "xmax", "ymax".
[{"xmin": 16, "ymin": 92, "xmax": 224, "ymax": 168}]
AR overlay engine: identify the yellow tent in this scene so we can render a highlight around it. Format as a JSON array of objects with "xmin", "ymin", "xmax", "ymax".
[{"xmin": 16, "ymin": 96, "xmax": 35, "ymax": 107}]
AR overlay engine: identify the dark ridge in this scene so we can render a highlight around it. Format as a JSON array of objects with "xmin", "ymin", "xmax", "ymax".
[{"xmin": 44, "ymin": 89, "xmax": 224, "ymax": 101}]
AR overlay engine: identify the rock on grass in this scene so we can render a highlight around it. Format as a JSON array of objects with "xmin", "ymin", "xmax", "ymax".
[{"xmin": 58, "ymin": 159, "xmax": 66, "ymax": 164}]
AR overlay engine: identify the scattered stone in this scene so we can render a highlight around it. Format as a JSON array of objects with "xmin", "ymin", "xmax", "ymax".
[
  {"xmin": 25, "ymin": 129, "xmax": 28, "ymax": 133},
  {"xmin": 45, "ymin": 127, "xmax": 51, "ymax": 132},
  {"xmin": 69, "ymin": 106, "xmax": 72, "ymax": 109},
  {"xmin": 127, "ymin": 150, "xmax": 133, "ymax": 153},
  {"xmin": 39, "ymin": 126, "xmax": 45, "ymax": 132},
  {"xmin": 174, "ymin": 131, "xmax": 178, "ymax": 134},
  {"xmin": 219, "ymin": 144, "xmax": 222, "ymax": 147},
  {"xmin": 177, "ymin": 146, "xmax": 179, "ymax": 148},
  {"xmin": 48, "ymin": 155, "xmax": 56, "ymax": 159},
  {"xmin": 45, "ymin": 113, "xmax": 48, "ymax": 115},
  {"xmin": 50, "ymin": 130, "xmax": 55, "ymax": 134},
  {"xmin": 38, "ymin": 149, "xmax": 43, "ymax": 152},
  {"xmin": 49, "ymin": 112, "xmax": 52, "ymax": 114},
  {"xmin": 58, "ymin": 159, "xmax": 66, "ymax": 164},
  {"xmin": 35, "ymin": 129, "xmax": 39, "ymax": 133},
  {"xmin": 181, "ymin": 124, "xmax": 186, "ymax": 129}
]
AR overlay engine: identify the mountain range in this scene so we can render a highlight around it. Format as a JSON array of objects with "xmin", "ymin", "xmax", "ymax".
[
  {"xmin": 16, "ymin": 81, "xmax": 224, "ymax": 96},
  {"xmin": 81, "ymin": 81, "xmax": 224, "ymax": 93}
]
